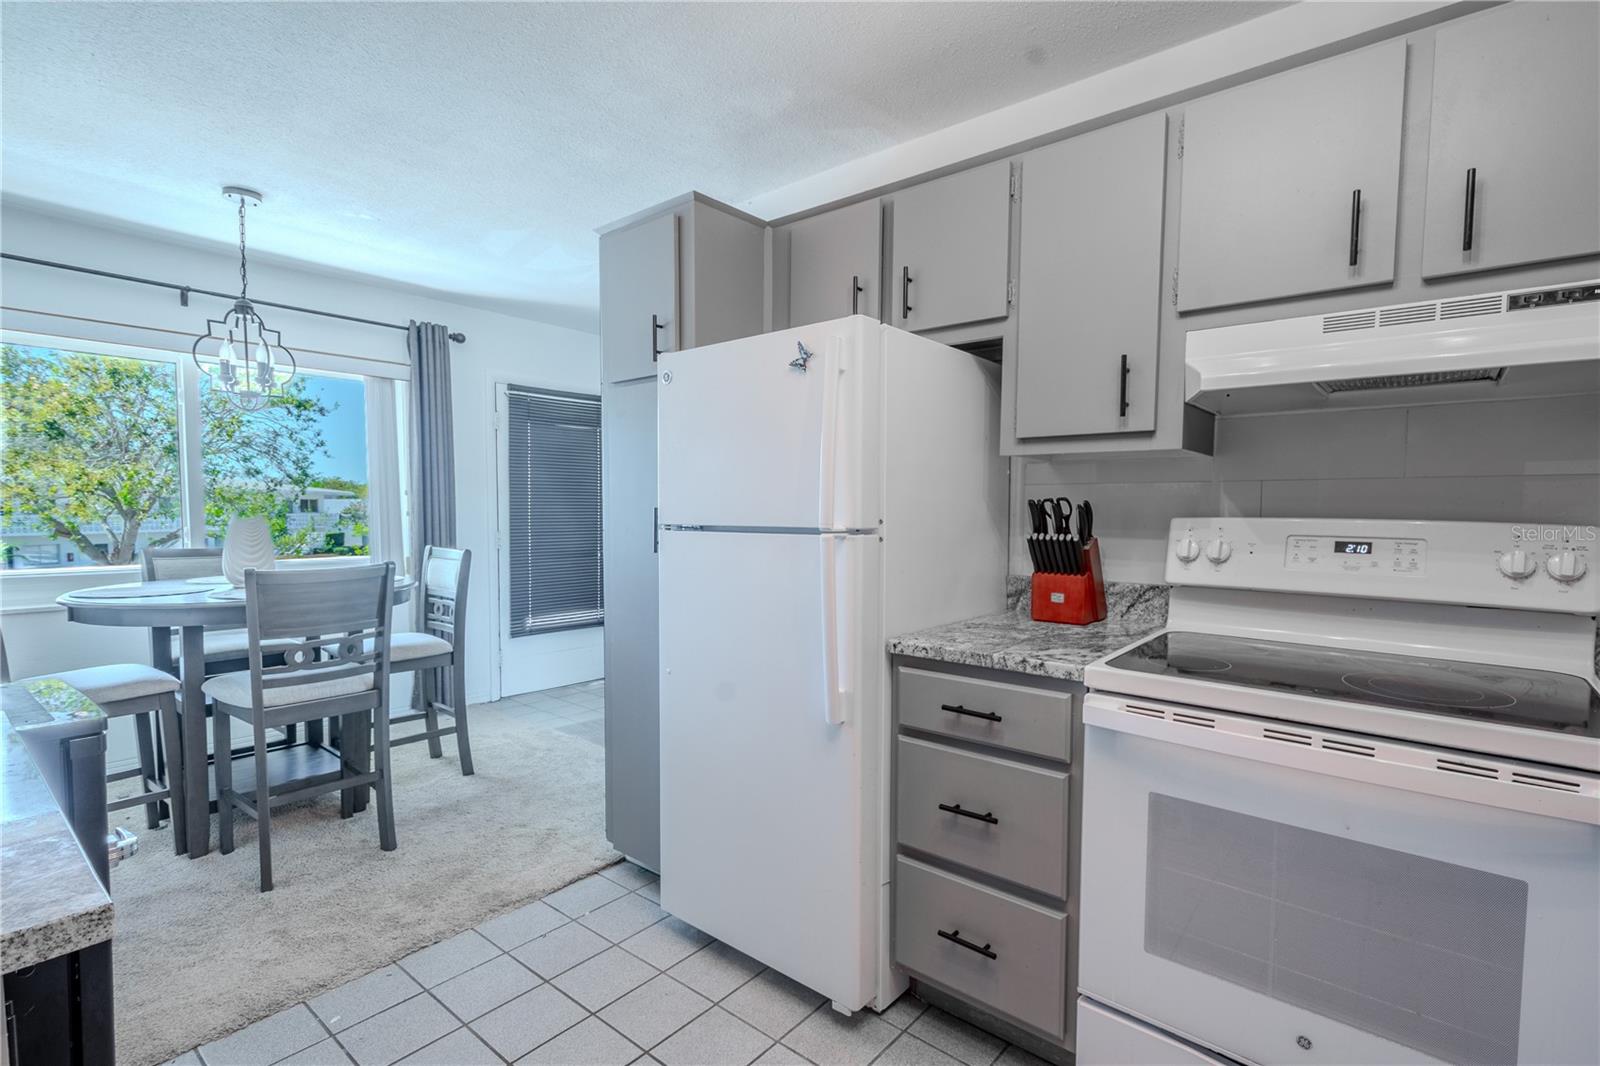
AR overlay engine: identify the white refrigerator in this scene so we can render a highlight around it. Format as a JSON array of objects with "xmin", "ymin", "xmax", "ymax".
[{"xmin": 657, "ymin": 316, "xmax": 1008, "ymax": 1012}]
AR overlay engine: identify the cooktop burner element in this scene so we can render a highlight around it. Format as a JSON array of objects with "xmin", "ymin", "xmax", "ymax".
[
  {"xmin": 1341, "ymin": 673, "xmax": 1518, "ymax": 709},
  {"xmin": 1109, "ymin": 631, "xmax": 1600, "ymax": 737}
]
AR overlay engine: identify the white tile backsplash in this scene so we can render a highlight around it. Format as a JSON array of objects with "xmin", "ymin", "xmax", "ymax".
[{"xmin": 1012, "ymin": 395, "xmax": 1600, "ymax": 584}]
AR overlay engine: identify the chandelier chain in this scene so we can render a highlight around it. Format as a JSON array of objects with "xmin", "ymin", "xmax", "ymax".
[{"xmin": 238, "ymin": 196, "xmax": 248, "ymax": 298}]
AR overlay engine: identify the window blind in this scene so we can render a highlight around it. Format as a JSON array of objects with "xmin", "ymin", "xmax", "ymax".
[{"xmin": 506, "ymin": 386, "xmax": 603, "ymax": 637}]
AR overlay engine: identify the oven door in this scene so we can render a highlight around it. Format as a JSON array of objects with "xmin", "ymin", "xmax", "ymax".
[{"xmin": 1080, "ymin": 693, "xmax": 1600, "ymax": 1066}]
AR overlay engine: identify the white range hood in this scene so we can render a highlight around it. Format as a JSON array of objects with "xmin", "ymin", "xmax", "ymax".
[{"xmin": 1185, "ymin": 281, "xmax": 1600, "ymax": 415}]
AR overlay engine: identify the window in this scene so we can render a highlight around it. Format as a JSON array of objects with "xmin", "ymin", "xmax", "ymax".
[
  {"xmin": 1, "ymin": 343, "xmax": 183, "ymax": 568},
  {"xmin": 1, "ymin": 337, "xmax": 397, "ymax": 571},
  {"xmin": 201, "ymin": 368, "xmax": 370, "ymax": 558},
  {"xmin": 506, "ymin": 386, "xmax": 603, "ymax": 636}
]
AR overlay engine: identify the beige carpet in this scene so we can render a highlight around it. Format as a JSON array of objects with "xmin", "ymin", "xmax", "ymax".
[{"xmin": 107, "ymin": 701, "xmax": 617, "ymax": 1066}]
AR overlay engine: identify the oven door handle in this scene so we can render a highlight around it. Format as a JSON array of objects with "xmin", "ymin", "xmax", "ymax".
[{"xmin": 1083, "ymin": 695, "xmax": 1600, "ymax": 826}]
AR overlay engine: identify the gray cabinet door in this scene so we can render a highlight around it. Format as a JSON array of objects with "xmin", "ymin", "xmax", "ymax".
[
  {"xmin": 1421, "ymin": 3, "xmax": 1600, "ymax": 278},
  {"xmin": 1015, "ymin": 113, "xmax": 1166, "ymax": 438},
  {"xmin": 600, "ymin": 212, "xmax": 677, "ymax": 384},
  {"xmin": 1175, "ymin": 40, "xmax": 1406, "ymax": 312},
  {"xmin": 891, "ymin": 161, "xmax": 1013, "ymax": 332},
  {"xmin": 785, "ymin": 199, "xmax": 883, "ymax": 326},
  {"xmin": 601, "ymin": 378, "xmax": 659, "ymax": 869}
]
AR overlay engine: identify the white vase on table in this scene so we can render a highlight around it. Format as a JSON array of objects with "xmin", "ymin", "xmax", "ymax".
[{"xmin": 221, "ymin": 516, "xmax": 276, "ymax": 587}]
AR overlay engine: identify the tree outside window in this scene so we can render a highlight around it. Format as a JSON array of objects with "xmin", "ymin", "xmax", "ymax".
[{"xmin": 1, "ymin": 342, "xmax": 371, "ymax": 569}]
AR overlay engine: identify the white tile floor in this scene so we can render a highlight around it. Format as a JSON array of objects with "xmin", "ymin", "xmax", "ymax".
[{"xmin": 168, "ymin": 681, "xmax": 1044, "ymax": 1066}]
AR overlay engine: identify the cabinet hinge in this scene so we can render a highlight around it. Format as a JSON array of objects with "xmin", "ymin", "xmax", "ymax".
[
  {"xmin": 1009, "ymin": 168, "xmax": 1019, "ymax": 201},
  {"xmin": 1171, "ymin": 266, "xmax": 1180, "ymax": 307},
  {"xmin": 1177, "ymin": 118, "xmax": 1184, "ymax": 160},
  {"xmin": 1006, "ymin": 278, "xmax": 1016, "ymax": 306}
]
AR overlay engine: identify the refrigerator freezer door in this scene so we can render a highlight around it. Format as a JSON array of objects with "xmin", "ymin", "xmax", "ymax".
[
  {"xmin": 658, "ymin": 317, "xmax": 880, "ymax": 531},
  {"xmin": 659, "ymin": 527, "xmax": 884, "ymax": 1009}
]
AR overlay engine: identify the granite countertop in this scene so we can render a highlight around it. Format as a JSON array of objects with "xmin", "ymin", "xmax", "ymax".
[
  {"xmin": 1, "ymin": 680, "xmax": 114, "ymax": 973},
  {"xmin": 888, "ymin": 580, "xmax": 1169, "ymax": 681}
]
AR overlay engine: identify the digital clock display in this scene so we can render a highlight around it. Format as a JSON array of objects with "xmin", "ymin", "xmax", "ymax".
[{"xmin": 1335, "ymin": 540, "xmax": 1373, "ymax": 555}]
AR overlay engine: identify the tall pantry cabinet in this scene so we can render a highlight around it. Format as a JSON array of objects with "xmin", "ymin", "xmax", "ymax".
[{"xmin": 598, "ymin": 193, "xmax": 766, "ymax": 870}]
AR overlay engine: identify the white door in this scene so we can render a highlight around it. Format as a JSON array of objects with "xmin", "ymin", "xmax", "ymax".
[
  {"xmin": 658, "ymin": 526, "xmax": 884, "ymax": 1008},
  {"xmin": 657, "ymin": 317, "xmax": 880, "ymax": 531},
  {"xmin": 1079, "ymin": 695, "xmax": 1600, "ymax": 1066}
]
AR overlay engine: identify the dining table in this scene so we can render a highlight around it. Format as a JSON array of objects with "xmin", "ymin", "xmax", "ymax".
[{"xmin": 57, "ymin": 569, "xmax": 413, "ymax": 859}]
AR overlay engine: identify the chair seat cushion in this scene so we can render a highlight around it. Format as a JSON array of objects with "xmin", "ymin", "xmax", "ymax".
[
  {"xmin": 38, "ymin": 663, "xmax": 180, "ymax": 705},
  {"xmin": 365, "ymin": 632, "xmax": 453, "ymax": 662},
  {"xmin": 203, "ymin": 668, "xmax": 374, "ymax": 708}
]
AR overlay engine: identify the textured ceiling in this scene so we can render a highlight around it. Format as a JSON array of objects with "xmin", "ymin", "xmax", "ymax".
[{"xmin": 1, "ymin": 1, "xmax": 1284, "ymax": 330}]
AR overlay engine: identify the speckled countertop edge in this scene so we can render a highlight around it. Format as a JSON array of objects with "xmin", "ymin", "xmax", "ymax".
[
  {"xmin": 2, "ymin": 683, "xmax": 115, "ymax": 973},
  {"xmin": 888, "ymin": 579, "xmax": 1170, "ymax": 682}
]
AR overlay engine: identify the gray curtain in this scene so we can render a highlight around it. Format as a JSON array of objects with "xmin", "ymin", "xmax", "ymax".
[{"xmin": 408, "ymin": 320, "xmax": 456, "ymax": 567}]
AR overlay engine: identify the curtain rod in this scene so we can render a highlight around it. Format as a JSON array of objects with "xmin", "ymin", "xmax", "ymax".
[{"xmin": 1, "ymin": 252, "xmax": 467, "ymax": 344}]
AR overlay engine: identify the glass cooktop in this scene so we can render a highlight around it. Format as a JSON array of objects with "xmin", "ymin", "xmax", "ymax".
[{"xmin": 1107, "ymin": 631, "xmax": 1600, "ymax": 737}]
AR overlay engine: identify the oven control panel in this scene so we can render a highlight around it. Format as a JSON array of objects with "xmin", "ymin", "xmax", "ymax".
[
  {"xmin": 1167, "ymin": 518, "xmax": 1598, "ymax": 612},
  {"xmin": 1284, "ymin": 535, "xmax": 1425, "ymax": 575}
]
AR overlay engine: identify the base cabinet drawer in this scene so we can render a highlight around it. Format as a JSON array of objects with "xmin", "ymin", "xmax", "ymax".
[
  {"xmin": 897, "ymin": 736, "xmax": 1068, "ymax": 897},
  {"xmin": 897, "ymin": 666, "xmax": 1071, "ymax": 761},
  {"xmin": 895, "ymin": 856, "xmax": 1067, "ymax": 1038}
]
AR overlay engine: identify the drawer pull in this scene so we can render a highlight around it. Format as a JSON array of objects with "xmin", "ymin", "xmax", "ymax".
[
  {"xmin": 938, "ymin": 802, "xmax": 998, "ymax": 825},
  {"xmin": 940, "ymin": 703, "xmax": 1002, "ymax": 723},
  {"xmin": 937, "ymin": 928, "xmax": 997, "ymax": 960}
]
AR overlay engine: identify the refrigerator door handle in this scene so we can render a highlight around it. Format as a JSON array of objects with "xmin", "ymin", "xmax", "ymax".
[
  {"xmin": 816, "ymin": 336, "xmax": 845, "ymax": 531},
  {"xmin": 820, "ymin": 533, "xmax": 847, "ymax": 727}
]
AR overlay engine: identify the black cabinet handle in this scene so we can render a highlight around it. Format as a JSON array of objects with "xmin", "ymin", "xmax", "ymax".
[
  {"xmin": 940, "ymin": 702, "xmax": 1002, "ymax": 723},
  {"xmin": 1463, "ymin": 168, "xmax": 1477, "ymax": 252},
  {"xmin": 1119, "ymin": 354, "xmax": 1131, "ymax": 417},
  {"xmin": 651, "ymin": 314, "xmax": 666, "ymax": 362},
  {"xmin": 1348, "ymin": 189, "xmax": 1361, "ymax": 267},
  {"xmin": 901, "ymin": 266, "xmax": 913, "ymax": 321},
  {"xmin": 851, "ymin": 275, "xmax": 863, "ymax": 315},
  {"xmin": 937, "ymin": 929, "xmax": 997, "ymax": 960},
  {"xmin": 939, "ymin": 803, "xmax": 999, "ymax": 825}
]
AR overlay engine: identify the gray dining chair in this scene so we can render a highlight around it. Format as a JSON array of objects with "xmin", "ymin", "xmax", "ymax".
[
  {"xmin": 0, "ymin": 628, "xmax": 185, "ymax": 851},
  {"xmin": 203, "ymin": 563, "xmax": 396, "ymax": 891},
  {"xmin": 385, "ymin": 546, "xmax": 474, "ymax": 775},
  {"xmin": 144, "ymin": 545, "xmax": 309, "ymax": 749}
]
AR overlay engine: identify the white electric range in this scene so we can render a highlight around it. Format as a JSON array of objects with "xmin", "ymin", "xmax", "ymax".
[{"xmin": 1076, "ymin": 518, "xmax": 1599, "ymax": 1066}]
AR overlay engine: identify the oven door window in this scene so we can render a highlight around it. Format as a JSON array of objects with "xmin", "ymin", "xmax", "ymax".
[
  {"xmin": 1146, "ymin": 793, "xmax": 1527, "ymax": 1065},
  {"xmin": 1078, "ymin": 708, "xmax": 1600, "ymax": 1066}
]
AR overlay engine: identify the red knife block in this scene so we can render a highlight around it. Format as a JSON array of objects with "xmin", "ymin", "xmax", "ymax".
[{"xmin": 1030, "ymin": 539, "xmax": 1107, "ymax": 625}]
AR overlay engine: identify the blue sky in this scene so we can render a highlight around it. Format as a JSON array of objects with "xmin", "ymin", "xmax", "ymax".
[{"xmin": 303, "ymin": 374, "xmax": 368, "ymax": 482}]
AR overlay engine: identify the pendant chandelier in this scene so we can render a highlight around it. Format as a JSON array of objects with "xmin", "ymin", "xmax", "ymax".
[{"xmin": 191, "ymin": 186, "xmax": 296, "ymax": 410}]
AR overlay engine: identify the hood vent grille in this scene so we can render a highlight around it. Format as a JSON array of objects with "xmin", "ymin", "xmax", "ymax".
[
  {"xmin": 1316, "ymin": 367, "xmax": 1506, "ymax": 394},
  {"xmin": 1378, "ymin": 303, "xmax": 1438, "ymax": 327},
  {"xmin": 1440, "ymin": 294, "xmax": 1505, "ymax": 319},
  {"xmin": 1322, "ymin": 310, "xmax": 1377, "ymax": 334}
]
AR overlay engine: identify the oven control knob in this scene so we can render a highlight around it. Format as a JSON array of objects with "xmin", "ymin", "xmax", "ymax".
[
  {"xmin": 1546, "ymin": 550, "xmax": 1589, "ymax": 583},
  {"xmin": 1205, "ymin": 538, "xmax": 1233, "ymax": 565},
  {"xmin": 1497, "ymin": 549, "xmax": 1537, "ymax": 580},
  {"xmin": 1175, "ymin": 535, "xmax": 1201, "ymax": 564}
]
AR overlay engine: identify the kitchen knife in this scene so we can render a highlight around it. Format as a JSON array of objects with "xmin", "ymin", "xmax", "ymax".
[{"xmin": 1077, "ymin": 500, "xmax": 1094, "ymax": 545}]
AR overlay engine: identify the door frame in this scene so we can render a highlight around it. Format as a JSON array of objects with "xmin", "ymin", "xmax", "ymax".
[{"xmin": 488, "ymin": 375, "xmax": 604, "ymax": 702}]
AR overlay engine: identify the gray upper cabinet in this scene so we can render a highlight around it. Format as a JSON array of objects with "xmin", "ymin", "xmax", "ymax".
[
  {"xmin": 1014, "ymin": 113, "xmax": 1167, "ymax": 440},
  {"xmin": 891, "ymin": 161, "xmax": 1013, "ymax": 332},
  {"xmin": 1175, "ymin": 40, "xmax": 1406, "ymax": 312},
  {"xmin": 1421, "ymin": 3, "xmax": 1600, "ymax": 279},
  {"xmin": 600, "ymin": 211, "xmax": 677, "ymax": 383},
  {"xmin": 783, "ymin": 199, "xmax": 882, "ymax": 326}
]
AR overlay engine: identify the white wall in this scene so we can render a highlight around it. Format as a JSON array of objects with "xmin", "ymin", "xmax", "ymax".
[
  {"xmin": 1, "ymin": 201, "xmax": 603, "ymax": 744},
  {"xmin": 1015, "ymin": 395, "xmax": 1600, "ymax": 583}
]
